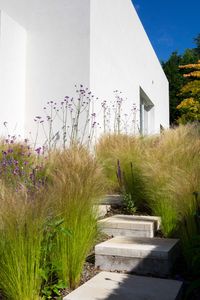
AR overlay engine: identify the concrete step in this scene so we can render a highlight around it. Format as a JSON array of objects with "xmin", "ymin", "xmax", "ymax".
[
  {"xmin": 99, "ymin": 194, "xmax": 123, "ymax": 206},
  {"xmin": 98, "ymin": 214, "xmax": 161, "ymax": 237},
  {"xmin": 95, "ymin": 205, "xmax": 111, "ymax": 218},
  {"xmin": 95, "ymin": 236, "xmax": 180, "ymax": 276},
  {"xmin": 63, "ymin": 271, "xmax": 183, "ymax": 300}
]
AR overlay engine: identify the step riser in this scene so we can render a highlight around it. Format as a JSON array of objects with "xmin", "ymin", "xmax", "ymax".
[
  {"xmin": 98, "ymin": 214, "xmax": 161, "ymax": 238},
  {"xmin": 95, "ymin": 205, "xmax": 111, "ymax": 218},
  {"xmin": 95, "ymin": 236, "xmax": 180, "ymax": 277},
  {"xmin": 100, "ymin": 195, "xmax": 123, "ymax": 206},
  {"xmin": 95, "ymin": 255, "xmax": 173, "ymax": 276},
  {"xmin": 101, "ymin": 227, "xmax": 154, "ymax": 238}
]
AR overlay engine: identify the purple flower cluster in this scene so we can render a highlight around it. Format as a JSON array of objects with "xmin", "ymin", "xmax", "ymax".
[
  {"xmin": 33, "ymin": 84, "xmax": 102, "ymax": 149},
  {"xmin": 0, "ymin": 138, "xmax": 46, "ymax": 191},
  {"xmin": 33, "ymin": 85, "xmax": 140, "ymax": 148}
]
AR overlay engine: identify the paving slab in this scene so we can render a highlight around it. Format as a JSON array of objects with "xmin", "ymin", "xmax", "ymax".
[
  {"xmin": 63, "ymin": 271, "xmax": 183, "ymax": 300},
  {"xmin": 99, "ymin": 194, "xmax": 123, "ymax": 206},
  {"xmin": 98, "ymin": 214, "xmax": 159, "ymax": 237},
  {"xmin": 95, "ymin": 236, "xmax": 180, "ymax": 276}
]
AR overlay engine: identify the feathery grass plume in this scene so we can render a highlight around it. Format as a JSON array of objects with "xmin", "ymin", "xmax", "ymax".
[
  {"xmin": 47, "ymin": 146, "xmax": 105, "ymax": 289},
  {"xmin": 95, "ymin": 125, "xmax": 200, "ymax": 273},
  {"xmin": 0, "ymin": 183, "xmax": 49, "ymax": 300},
  {"xmin": 95, "ymin": 133, "xmax": 150, "ymax": 211},
  {"xmin": 96, "ymin": 125, "xmax": 200, "ymax": 237},
  {"xmin": 95, "ymin": 134, "xmax": 138, "ymax": 187},
  {"xmin": 143, "ymin": 124, "xmax": 200, "ymax": 237}
]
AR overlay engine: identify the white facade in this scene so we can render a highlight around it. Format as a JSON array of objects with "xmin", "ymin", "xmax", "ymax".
[
  {"xmin": 0, "ymin": 0, "xmax": 169, "ymax": 144},
  {"xmin": 0, "ymin": 11, "xmax": 26, "ymax": 136}
]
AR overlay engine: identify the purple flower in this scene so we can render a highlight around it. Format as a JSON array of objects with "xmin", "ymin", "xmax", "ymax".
[
  {"xmin": 35, "ymin": 147, "xmax": 42, "ymax": 155},
  {"xmin": 7, "ymin": 148, "xmax": 13, "ymax": 153},
  {"xmin": 117, "ymin": 160, "xmax": 122, "ymax": 186}
]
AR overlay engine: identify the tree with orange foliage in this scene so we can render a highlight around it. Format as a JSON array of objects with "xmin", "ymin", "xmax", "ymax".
[{"xmin": 177, "ymin": 60, "xmax": 200, "ymax": 124}]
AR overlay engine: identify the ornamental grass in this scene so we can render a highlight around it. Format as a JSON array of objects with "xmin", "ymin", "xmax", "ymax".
[
  {"xmin": 96, "ymin": 124, "xmax": 200, "ymax": 239},
  {"xmin": 0, "ymin": 185, "xmax": 48, "ymax": 300},
  {"xmin": 47, "ymin": 146, "xmax": 105, "ymax": 289}
]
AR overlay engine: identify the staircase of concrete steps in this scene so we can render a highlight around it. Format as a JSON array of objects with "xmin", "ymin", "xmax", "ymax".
[
  {"xmin": 96, "ymin": 213, "xmax": 180, "ymax": 277},
  {"xmin": 64, "ymin": 196, "xmax": 183, "ymax": 300}
]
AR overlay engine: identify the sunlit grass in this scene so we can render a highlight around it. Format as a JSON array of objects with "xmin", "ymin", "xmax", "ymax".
[
  {"xmin": 144, "ymin": 124, "xmax": 200, "ymax": 236},
  {"xmin": 47, "ymin": 146, "xmax": 105, "ymax": 289},
  {"xmin": 96, "ymin": 125, "xmax": 200, "ymax": 238},
  {"xmin": 96, "ymin": 134, "xmax": 149, "ymax": 211},
  {"xmin": 0, "ymin": 185, "xmax": 48, "ymax": 300}
]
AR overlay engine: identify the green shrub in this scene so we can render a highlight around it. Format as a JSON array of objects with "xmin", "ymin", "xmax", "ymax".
[
  {"xmin": 122, "ymin": 193, "xmax": 137, "ymax": 214},
  {"xmin": 40, "ymin": 218, "xmax": 68, "ymax": 299}
]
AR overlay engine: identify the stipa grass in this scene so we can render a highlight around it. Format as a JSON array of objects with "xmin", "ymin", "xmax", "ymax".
[
  {"xmin": 96, "ymin": 134, "xmax": 150, "ymax": 211},
  {"xmin": 47, "ymin": 146, "xmax": 105, "ymax": 289},
  {"xmin": 0, "ymin": 185, "xmax": 48, "ymax": 300},
  {"xmin": 96, "ymin": 125, "xmax": 200, "ymax": 238},
  {"xmin": 144, "ymin": 124, "xmax": 200, "ymax": 236},
  {"xmin": 95, "ymin": 134, "xmax": 141, "ymax": 191}
]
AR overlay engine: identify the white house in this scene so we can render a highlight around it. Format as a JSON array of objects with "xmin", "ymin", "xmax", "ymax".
[{"xmin": 0, "ymin": 0, "xmax": 169, "ymax": 144}]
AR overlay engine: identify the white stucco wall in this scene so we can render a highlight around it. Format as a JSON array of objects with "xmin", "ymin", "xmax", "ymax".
[
  {"xmin": 0, "ymin": 0, "xmax": 90, "ymax": 142},
  {"xmin": 90, "ymin": 0, "xmax": 169, "ymax": 135},
  {"xmin": 0, "ymin": 0, "xmax": 169, "ymax": 144},
  {"xmin": 0, "ymin": 10, "xmax": 26, "ymax": 137}
]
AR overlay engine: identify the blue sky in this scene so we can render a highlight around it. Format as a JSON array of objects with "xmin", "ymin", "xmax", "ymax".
[{"xmin": 131, "ymin": 0, "xmax": 200, "ymax": 62}]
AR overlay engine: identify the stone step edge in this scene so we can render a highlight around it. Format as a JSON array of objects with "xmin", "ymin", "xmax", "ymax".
[
  {"xmin": 63, "ymin": 271, "xmax": 183, "ymax": 300},
  {"xmin": 95, "ymin": 236, "xmax": 180, "ymax": 260},
  {"xmin": 98, "ymin": 214, "xmax": 161, "ymax": 231}
]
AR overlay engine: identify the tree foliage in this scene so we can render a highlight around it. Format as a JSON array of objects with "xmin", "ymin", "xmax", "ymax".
[
  {"xmin": 176, "ymin": 60, "xmax": 200, "ymax": 124},
  {"xmin": 162, "ymin": 34, "xmax": 200, "ymax": 124},
  {"xmin": 162, "ymin": 52, "xmax": 185, "ymax": 124},
  {"xmin": 194, "ymin": 33, "xmax": 200, "ymax": 56}
]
